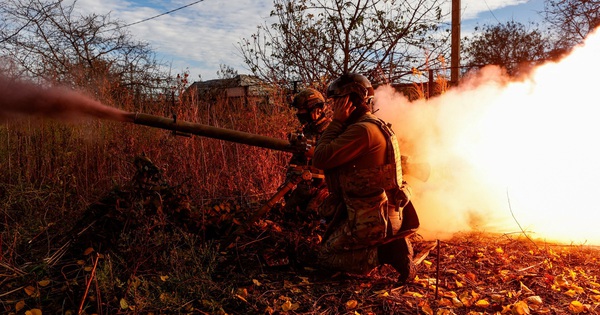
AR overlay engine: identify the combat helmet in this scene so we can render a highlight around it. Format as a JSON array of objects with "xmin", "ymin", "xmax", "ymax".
[
  {"xmin": 326, "ymin": 73, "xmax": 374, "ymax": 104},
  {"xmin": 292, "ymin": 88, "xmax": 325, "ymax": 110}
]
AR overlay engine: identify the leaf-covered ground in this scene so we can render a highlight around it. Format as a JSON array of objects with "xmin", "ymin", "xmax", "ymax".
[{"xmin": 2, "ymin": 157, "xmax": 600, "ymax": 315}]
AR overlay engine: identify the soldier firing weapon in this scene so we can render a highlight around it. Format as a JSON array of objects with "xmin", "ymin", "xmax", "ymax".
[{"xmin": 123, "ymin": 109, "xmax": 430, "ymax": 243}]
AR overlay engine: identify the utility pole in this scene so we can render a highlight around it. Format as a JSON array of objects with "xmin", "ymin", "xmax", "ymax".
[{"xmin": 451, "ymin": 0, "xmax": 460, "ymax": 84}]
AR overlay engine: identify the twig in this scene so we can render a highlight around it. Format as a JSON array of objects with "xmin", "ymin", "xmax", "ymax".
[
  {"xmin": 506, "ymin": 189, "xmax": 539, "ymax": 249},
  {"xmin": 0, "ymin": 285, "xmax": 25, "ymax": 298},
  {"xmin": 78, "ymin": 253, "xmax": 100, "ymax": 315},
  {"xmin": 238, "ymin": 236, "xmax": 270, "ymax": 249},
  {"xmin": 435, "ymin": 239, "xmax": 440, "ymax": 300},
  {"xmin": 516, "ymin": 260, "xmax": 546, "ymax": 272}
]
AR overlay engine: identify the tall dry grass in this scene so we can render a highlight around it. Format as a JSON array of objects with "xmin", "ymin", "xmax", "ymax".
[{"xmin": 0, "ymin": 79, "xmax": 297, "ymax": 248}]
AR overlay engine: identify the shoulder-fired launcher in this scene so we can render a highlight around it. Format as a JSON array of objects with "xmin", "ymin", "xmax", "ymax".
[
  {"xmin": 125, "ymin": 112, "xmax": 430, "ymax": 181},
  {"xmin": 127, "ymin": 112, "xmax": 307, "ymax": 153}
]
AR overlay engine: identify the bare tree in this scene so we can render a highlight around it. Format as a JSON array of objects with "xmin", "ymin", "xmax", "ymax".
[
  {"xmin": 238, "ymin": 0, "xmax": 448, "ymax": 90},
  {"xmin": 462, "ymin": 21, "xmax": 550, "ymax": 77},
  {"xmin": 544, "ymin": 0, "xmax": 600, "ymax": 52},
  {"xmin": 0, "ymin": 0, "xmax": 169, "ymax": 101}
]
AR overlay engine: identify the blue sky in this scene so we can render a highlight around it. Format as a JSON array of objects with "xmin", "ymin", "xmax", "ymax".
[{"xmin": 69, "ymin": 0, "xmax": 547, "ymax": 81}]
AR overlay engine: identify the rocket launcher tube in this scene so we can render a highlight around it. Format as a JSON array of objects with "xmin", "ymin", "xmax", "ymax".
[
  {"xmin": 126, "ymin": 112, "xmax": 430, "ymax": 182},
  {"xmin": 128, "ymin": 112, "xmax": 298, "ymax": 153}
]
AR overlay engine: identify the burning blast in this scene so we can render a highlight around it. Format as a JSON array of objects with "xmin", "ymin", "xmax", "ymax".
[
  {"xmin": 375, "ymin": 27, "xmax": 600, "ymax": 245},
  {"xmin": 0, "ymin": 75, "xmax": 130, "ymax": 122}
]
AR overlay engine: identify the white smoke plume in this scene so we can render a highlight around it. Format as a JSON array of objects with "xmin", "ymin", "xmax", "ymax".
[{"xmin": 375, "ymin": 27, "xmax": 600, "ymax": 244}]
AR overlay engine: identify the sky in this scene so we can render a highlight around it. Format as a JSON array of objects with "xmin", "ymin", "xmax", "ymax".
[{"xmin": 68, "ymin": 0, "xmax": 546, "ymax": 81}]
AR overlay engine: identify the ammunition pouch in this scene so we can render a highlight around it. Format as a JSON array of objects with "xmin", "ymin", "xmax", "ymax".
[{"xmin": 343, "ymin": 188, "xmax": 388, "ymax": 245}]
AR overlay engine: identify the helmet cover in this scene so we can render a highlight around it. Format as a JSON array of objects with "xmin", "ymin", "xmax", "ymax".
[
  {"xmin": 292, "ymin": 88, "xmax": 325, "ymax": 110},
  {"xmin": 326, "ymin": 73, "xmax": 375, "ymax": 102}
]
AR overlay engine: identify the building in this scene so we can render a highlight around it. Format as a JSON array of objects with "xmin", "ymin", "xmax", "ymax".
[{"xmin": 186, "ymin": 75, "xmax": 274, "ymax": 109}]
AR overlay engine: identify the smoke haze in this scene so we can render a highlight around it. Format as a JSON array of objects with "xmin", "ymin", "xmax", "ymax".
[
  {"xmin": 0, "ymin": 74, "xmax": 129, "ymax": 122},
  {"xmin": 375, "ymin": 27, "xmax": 600, "ymax": 244}
]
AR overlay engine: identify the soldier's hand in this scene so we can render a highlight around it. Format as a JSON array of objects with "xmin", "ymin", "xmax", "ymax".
[
  {"xmin": 305, "ymin": 146, "xmax": 314, "ymax": 158},
  {"xmin": 331, "ymin": 95, "xmax": 354, "ymax": 123}
]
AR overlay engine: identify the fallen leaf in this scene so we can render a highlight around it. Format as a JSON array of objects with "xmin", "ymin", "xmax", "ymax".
[
  {"xmin": 120, "ymin": 298, "xmax": 129, "ymax": 309},
  {"xmin": 280, "ymin": 300, "xmax": 299, "ymax": 311},
  {"xmin": 38, "ymin": 279, "xmax": 50, "ymax": 287},
  {"xmin": 525, "ymin": 296, "xmax": 542, "ymax": 305},
  {"xmin": 25, "ymin": 309, "xmax": 42, "ymax": 315},
  {"xmin": 512, "ymin": 300, "xmax": 530, "ymax": 315},
  {"xmin": 568, "ymin": 301, "xmax": 584, "ymax": 314},
  {"xmin": 24, "ymin": 286, "xmax": 37, "ymax": 296},
  {"xmin": 83, "ymin": 247, "xmax": 94, "ymax": 255},
  {"xmin": 15, "ymin": 300, "xmax": 25, "ymax": 311},
  {"xmin": 475, "ymin": 299, "xmax": 490, "ymax": 308},
  {"xmin": 346, "ymin": 299, "xmax": 358, "ymax": 309}
]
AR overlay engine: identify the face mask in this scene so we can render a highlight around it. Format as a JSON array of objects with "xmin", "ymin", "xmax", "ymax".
[{"xmin": 296, "ymin": 112, "xmax": 312, "ymax": 125}]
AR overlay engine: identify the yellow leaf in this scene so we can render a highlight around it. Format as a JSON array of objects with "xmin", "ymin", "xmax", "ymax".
[
  {"xmin": 554, "ymin": 275, "xmax": 569, "ymax": 287},
  {"xmin": 84, "ymin": 266, "xmax": 93, "ymax": 272},
  {"xmin": 451, "ymin": 297, "xmax": 463, "ymax": 307},
  {"xmin": 475, "ymin": 299, "xmax": 490, "ymax": 308},
  {"xmin": 525, "ymin": 296, "xmax": 543, "ymax": 305},
  {"xmin": 564, "ymin": 289, "xmax": 577, "ymax": 297},
  {"xmin": 404, "ymin": 291, "xmax": 423, "ymax": 298},
  {"xmin": 495, "ymin": 247, "xmax": 504, "ymax": 254},
  {"xmin": 252, "ymin": 279, "xmax": 262, "ymax": 286},
  {"xmin": 76, "ymin": 260, "xmax": 85, "ymax": 265},
  {"xmin": 120, "ymin": 298, "xmax": 129, "ymax": 309},
  {"xmin": 160, "ymin": 275, "xmax": 169, "ymax": 281},
  {"xmin": 83, "ymin": 247, "xmax": 94, "ymax": 255},
  {"xmin": 15, "ymin": 300, "xmax": 25, "ymax": 311},
  {"xmin": 455, "ymin": 279, "xmax": 463, "ymax": 288},
  {"xmin": 423, "ymin": 260, "xmax": 433, "ymax": 267},
  {"xmin": 512, "ymin": 300, "xmax": 530, "ymax": 315},
  {"xmin": 38, "ymin": 279, "xmax": 50, "ymax": 287},
  {"xmin": 520, "ymin": 282, "xmax": 534, "ymax": 294},
  {"xmin": 491, "ymin": 294, "xmax": 504, "ymax": 302},
  {"xmin": 568, "ymin": 301, "xmax": 584, "ymax": 314},
  {"xmin": 346, "ymin": 299, "xmax": 358, "ymax": 309},
  {"xmin": 421, "ymin": 304, "xmax": 434, "ymax": 315},
  {"xmin": 24, "ymin": 286, "xmax": 36, "ymax": 296},
  {"xmin": 26, "ymin": 309, "xmax": 42, "ymax": 315},
  {"xmin": 280, "ymin": 300, "xmax": 299, "ymax": 311}
]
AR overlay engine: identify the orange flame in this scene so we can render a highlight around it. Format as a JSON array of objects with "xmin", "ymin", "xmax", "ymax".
[{"xmin": 376, "ymin": 27, "xmax": 600, "ymax": 245}]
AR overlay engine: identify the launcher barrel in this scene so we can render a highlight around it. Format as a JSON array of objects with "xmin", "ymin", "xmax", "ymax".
[{"xmin": 128, "ymin": 112, "xmax": 296, "ymax": 153}]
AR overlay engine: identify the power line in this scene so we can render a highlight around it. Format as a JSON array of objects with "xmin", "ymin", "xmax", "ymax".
[
  {"xmin": 107, "ymin": 0, "xmax": 206, "ymax": 31},
  {"xmin": 482, "ymin": 0, "xmax": 501, "ymax": 23}
]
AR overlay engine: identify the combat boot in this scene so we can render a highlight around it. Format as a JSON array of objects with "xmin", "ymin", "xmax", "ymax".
[{"xmin": 377, "ymin": 237, "xmax": 416, "ymax": 285}]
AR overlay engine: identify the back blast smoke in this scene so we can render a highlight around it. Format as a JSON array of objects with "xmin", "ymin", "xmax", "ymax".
[
  {"xmin": 0, "ymin": 75, "xmax": 129, "ymax": 122},
  {"xmin": 375, "ymin": 27, "xmax": 600, "ymax": 245}
]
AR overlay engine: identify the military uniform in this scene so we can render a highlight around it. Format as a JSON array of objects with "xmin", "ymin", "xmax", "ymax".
[{"xmin": 313, "ymin": 113, "xmax": 417, "ymax": 278}]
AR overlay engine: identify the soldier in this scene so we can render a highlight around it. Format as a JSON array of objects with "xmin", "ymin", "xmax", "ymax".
[
  {"xmin": 312, "ymin": 73, "xmax": 418, "ymax": 284},
  {"xmin": 283, "ymin": 88, "xmax": 331, "ymax": 214}
]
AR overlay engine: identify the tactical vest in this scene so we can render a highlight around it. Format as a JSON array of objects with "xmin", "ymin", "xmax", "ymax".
[{"xmin": 338, "ymin": 115, "xmax": 418, "ymax": 246}]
